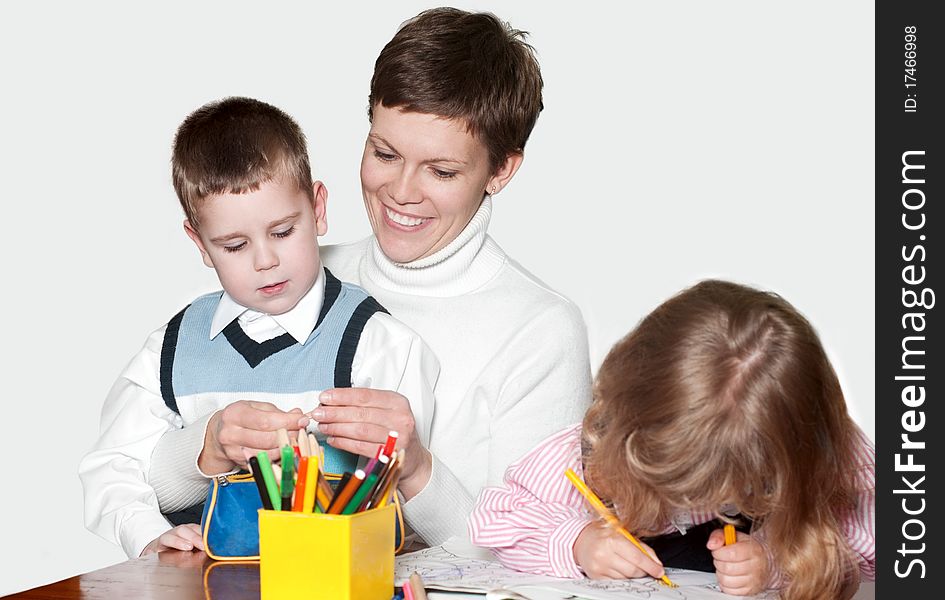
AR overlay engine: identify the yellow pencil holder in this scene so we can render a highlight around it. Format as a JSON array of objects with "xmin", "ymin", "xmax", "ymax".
[{"xmin": 258, "ymin": 504, "xmax": 395, "ymax": 600}]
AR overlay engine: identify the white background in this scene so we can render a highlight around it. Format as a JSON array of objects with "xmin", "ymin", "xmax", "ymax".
[{"xmin": 0, "ymin": 1, "xmax": 873, "ymax": 594}]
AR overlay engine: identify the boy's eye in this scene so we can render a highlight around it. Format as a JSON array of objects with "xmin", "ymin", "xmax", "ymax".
[
  {"xmin": 223, "ymin": 242, "xmax": 246, "ymax": 253},
  {"xmin": 374, "ymin": 149, "xmax": 397, "ymax": 162},
  {"xmin": 273, "ymin": 226, "xmax": 295, "ymax": 239}
]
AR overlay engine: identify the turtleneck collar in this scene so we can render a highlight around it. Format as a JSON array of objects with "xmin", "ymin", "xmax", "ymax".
[{"xmin": 365, "ymin": 196, "xmax": 507, "ymax": 297}]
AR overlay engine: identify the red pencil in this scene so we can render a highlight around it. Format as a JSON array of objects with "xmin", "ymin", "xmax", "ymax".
[{"xmin": 382, "ymin": 431, "xmax": 399, "ymax": 457}]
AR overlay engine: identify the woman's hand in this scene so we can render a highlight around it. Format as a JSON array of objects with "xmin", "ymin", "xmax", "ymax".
[
  {"xmin": 140, "ymin": 524, "xmax": 204, "ymax": 556},
  {"xmin": 707, "ymin": 529, "xmax": 768, "ymax": 596},
  {"xmin": 309, "ymin": 388, "xmax": 431, "ymax": 499},
  {"xmin": 198, "ymin": 400, "xmax": 308, "ymax": 474},
  {"xmin": 573, "ymin": 520, "xmax": 665, "ymax": 580}
]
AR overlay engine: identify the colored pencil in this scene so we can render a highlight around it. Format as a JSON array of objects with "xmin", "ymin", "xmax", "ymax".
[
  {"xmin": 302, "ymin": 454, "xmax": 318, "ymax": 513},
  {"xmin": 327, "ymin": 470, "xmax": 365, "ymax": 514},
  {"xmin": 292, "ymin": 456, "xmax": 309, "ymax": 511},
  {"xmin": 248, "ymin": 456, "xmax": 274, "ymax": 510},
  {"xmin": 565, "ymin": 468, "xmax": 676, "ymax": 587},
  {"xmin": 724, "ymin": 524, "xmax": 737, "ymax": 546},
  {"xmin": 409, "ymin": 572, "xmax": 428, "ymax": 600},
  {"xmin": 342, "ymin": 471, "xmax": 379, "ymax": 514},
  {"xmin": 382, "ymin": 430, "xmax": 399, "ymax": 457},
  {"xmin": 280, "ymin": 445, "xmax": 295, "ymax": 511},
  {"xmin": 402, "ymin": 578, "xmax": 415, "ymax": 600},
  {"xmin": 298, "ymin": 429, "xmax": 311, "ymax": 457},
  {"xmin": 254, "ymin": 451, "xmax": 281, "ymax": 511},
  {"xmin": 277, "ymin": 428, "xmax": 291, "ymax": 449}
]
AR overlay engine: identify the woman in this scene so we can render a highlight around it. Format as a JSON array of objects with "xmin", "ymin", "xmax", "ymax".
[{"xmin": 150, "ymin": 7, "xmax": 591, "ymax": 546}]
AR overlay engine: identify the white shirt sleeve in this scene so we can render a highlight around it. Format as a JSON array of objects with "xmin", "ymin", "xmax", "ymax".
[
  {"xmin": 349, "ymin": 312, "xmax": 439, "ymax": 447},
  {"xmin": 78, "ymin": 326, "xmax": 180, "ymax": 558},
  {"xmin": 405, "ymin": 302, "xmax": 593, "ymax": 545}
]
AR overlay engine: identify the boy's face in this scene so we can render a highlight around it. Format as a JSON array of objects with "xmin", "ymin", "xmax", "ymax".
[{"xmin": 184, "ymin": 179, "xmax": 327, "ymax": 316}]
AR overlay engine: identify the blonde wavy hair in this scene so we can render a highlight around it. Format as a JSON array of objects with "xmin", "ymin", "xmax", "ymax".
[{"xmin": 583, "ymin": 280, "xmax": 862, "ymax": 599}]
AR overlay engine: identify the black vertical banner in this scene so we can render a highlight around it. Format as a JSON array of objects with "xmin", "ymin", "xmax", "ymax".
[{"xmin": 876, "ymin": 1, "xmax": 941, "ymax": 597}]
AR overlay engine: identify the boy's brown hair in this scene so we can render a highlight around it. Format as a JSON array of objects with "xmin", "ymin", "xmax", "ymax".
[
  {"xmin": 583, "ymin": 280, "xmax": 865, "ymax": 599},
  {"xmin": 369, "ymin": 7, "xmax": 543, "ymax": 172},
  {"xmin": 172, "ymin": 97, "xmax": 314, "ymax": 227}
]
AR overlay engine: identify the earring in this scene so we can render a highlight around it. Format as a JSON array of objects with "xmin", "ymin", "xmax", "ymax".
[{"xmin": 489, "ymin": 185, "xmax": 497, "ymax": 195}]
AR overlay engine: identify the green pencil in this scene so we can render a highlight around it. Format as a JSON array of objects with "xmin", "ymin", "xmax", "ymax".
[
  {"xmin": 280, "ymin": 445, "xmax": 295, "ymax": 511},
  {"xmin": 255, "ymin": 451, "xmax": 281, "ymax": 511}
]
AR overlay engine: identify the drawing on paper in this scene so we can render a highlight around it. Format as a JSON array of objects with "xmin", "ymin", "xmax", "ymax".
[{"xmin": 395, "ymin": 544, "xmax": 776, "ymax": 599}]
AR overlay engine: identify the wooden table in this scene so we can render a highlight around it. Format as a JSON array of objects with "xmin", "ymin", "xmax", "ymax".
[
  {"xmin": 3, "ymin": 552, "xmax": 260, "ymax": 600},
  {"xmin": 3, "ymin": 552, "xmax": 876, "ymax": 600}
]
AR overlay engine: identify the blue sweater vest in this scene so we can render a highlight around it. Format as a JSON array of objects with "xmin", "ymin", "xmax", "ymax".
[{"xmin": 159, "ymin": 269, "xmax": 387, "ymax": 523}]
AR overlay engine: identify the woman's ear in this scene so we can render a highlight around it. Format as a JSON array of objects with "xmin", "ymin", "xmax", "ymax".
[
  {"xmin": 183, "ymin": 220, "xmax": 214, "ymax": 268},
  {"xmin": 486, "ymin": 152, "xmax": 525, "ymax": 196}
]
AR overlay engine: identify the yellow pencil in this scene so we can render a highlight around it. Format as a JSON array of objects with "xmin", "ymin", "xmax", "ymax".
[
  {"xmin": 723, "ymin": 523, "xmax": 736, "ymax": 546},
  {"xmin": 564, "ymin": 468, "xmax": 676, "ymax": 587}
]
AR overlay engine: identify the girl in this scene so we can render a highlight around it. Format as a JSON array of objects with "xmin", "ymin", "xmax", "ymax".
[{"xmin": 469, "ymin": 280, "xmax": 874, "ymax": 599}]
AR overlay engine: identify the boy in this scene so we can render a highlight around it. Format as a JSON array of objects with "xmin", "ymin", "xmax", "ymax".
[{"xmin": 79, "ymin": 97, "xmax": 437, "ymax": 558}]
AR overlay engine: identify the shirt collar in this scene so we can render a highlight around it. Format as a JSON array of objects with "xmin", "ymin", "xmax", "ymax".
[{"xmin": 208, "ymin": 269, "xmax": 326, "ymax": 345}]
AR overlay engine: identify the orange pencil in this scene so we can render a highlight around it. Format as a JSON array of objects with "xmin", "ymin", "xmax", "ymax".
[
  {"xmin": 292, "ymin": 456, "xmax": 309, "ymax": 512},
  {"xmin": 564, "ymin": 468, "xmax": 676, "ymax": 587},
  {"xmin": 327, "ymin": 470, "xmax": 365, "ymax": 514}
]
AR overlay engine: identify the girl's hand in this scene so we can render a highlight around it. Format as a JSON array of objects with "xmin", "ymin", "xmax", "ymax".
[
  {"xmin": 707, "ymin": 529, "xmax": 768, "ymax": 595},
  {"xmin": 140, "ymin": 524, "xmax": 204, "ymax": 556},
  {"xmin": 308, "ymin": 388, "xmax": 431, "ymax": 500},
  {"xmin": 573, "ymin": 520, "xmax": 666, "ymax": 580}
]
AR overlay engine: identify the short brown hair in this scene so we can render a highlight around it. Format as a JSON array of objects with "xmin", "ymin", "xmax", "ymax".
[
  {"xmin": 584, "ymin": 280, "xmax": 865, "ymax": 599},
  {"xmin": 369, "ymin": 7, "xmax": 543, "ymax": 172},
  {"xmin": 172, "ymin": 97, "xmax": 314, "ymax": 227}
]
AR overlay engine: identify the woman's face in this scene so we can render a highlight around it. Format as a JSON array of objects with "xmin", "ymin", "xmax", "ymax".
[{"xmin": 360, "ymin": 105, "xmax": 501, "ymax": 264}]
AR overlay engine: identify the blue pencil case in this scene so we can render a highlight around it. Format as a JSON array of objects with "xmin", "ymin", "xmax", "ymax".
[
  {"xmin": 200, "ymin": 471, "xmax": 405, "ymax": 560},
  {"xmin": 201, "ymin": 473, "xmax": 263, "ymax": 560}
]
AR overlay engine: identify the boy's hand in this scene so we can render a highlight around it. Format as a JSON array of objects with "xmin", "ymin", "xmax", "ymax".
[
  {"xmin": 140, "ymin": 524, "xmax": 204, "ymax": 556},
  {"xmin": 573, "ymin": 520, "xmax": 665, "ymax": 580},
  {"xmin": 707, "ymin": 529, "xmax": 768, "ymax": 596},
  {"xmin": 199, "ymin": 400, "xmax": 308, "ymax": 473},
  {"xmin": 307, "ymin": 388, "xmax": 431, "ymax": 500}
]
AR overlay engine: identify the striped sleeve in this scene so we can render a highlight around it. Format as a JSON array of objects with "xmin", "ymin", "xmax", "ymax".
[
  {"xmin": 843, "ymin": 426, "xmax": 876, "ymax": 581},
  {"xmin": 468, "ymin": 424, "xmax": 592, "ymax": 578}
]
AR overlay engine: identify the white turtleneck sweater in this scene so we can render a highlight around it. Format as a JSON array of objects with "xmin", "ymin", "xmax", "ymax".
[
  {"xmin": 147, "ymin": 198, "xmax": 592, "ymax": 545},
  {"xmin": 319, "ymin": 198, "xmax": 593, "ymax": 544}
]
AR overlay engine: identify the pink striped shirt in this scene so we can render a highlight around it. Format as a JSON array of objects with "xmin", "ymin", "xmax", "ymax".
[{"xmin": 468, "ymin": 423, "xmax": 875, "ymax": 582}]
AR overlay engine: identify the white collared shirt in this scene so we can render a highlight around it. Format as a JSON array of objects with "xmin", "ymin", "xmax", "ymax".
[{"xmin": 209, "ymin": 268, "xmax": 327, "ymax": 345}]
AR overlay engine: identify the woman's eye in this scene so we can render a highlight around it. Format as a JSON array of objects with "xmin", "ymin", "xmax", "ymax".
[
  {"xmin": 432, "ymin": 168, "xmax": 457, "ymax": 180},
  {"xmin": 223, "ymin": 242, "xmax": 246, "ymax": 253},
  {"xmin": 374, "ymin": 149, "xmax": 397, "ymax": 162},
  {"xmin": 273, "ymin": 226, "xmax": 295, "ymax": 239}
]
